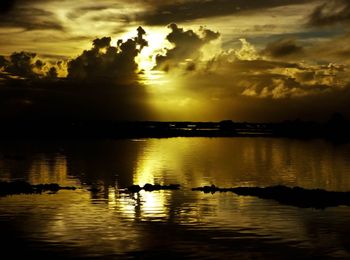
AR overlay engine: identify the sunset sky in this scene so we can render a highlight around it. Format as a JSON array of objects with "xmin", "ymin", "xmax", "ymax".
[{"xmin": 0, "ymin": 0, "xmax": 349, "ymax": 121}]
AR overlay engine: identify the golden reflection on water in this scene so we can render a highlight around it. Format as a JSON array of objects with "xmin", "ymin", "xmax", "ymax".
[
  {"xmin": 0, "ymin": 138, "xmax": 348, "ymax": 189},
  {"xmin": 108, "ymin": 187, "xmax": 117, "ymax": 207},
  {"xmin": 117, "ymin": 193, "xmax": 139, "ymax": 220},
  {"xmin": 4, "ymin": 138, "xmax": 350, "ymax": 193},
  {"xmin": 13, "ymin": 137, "xmax": 350, "ymax": 231},
  {"xmin": 1, "ymin": 138, "xmax": 350, "ymax": 257},
  {"xmin": 29, "ymin": 155, "xmax": 69, "ymax": 185},
  {"xmin": 131, "ymin": 145, "xmax": 168, "ymax": 219}
]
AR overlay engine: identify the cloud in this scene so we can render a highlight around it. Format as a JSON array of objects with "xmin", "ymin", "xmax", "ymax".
[
  {"xmin": 261, "ymin": 38, "xmax": 304, "ymax": 58},
  {"xmin": 206, "ymin": 41, "xmax": 346, "ymax": 99},
  {"xmin": 0, "ymin": 7, "xmax": 63, "ymax": 31},
  {"xmin": 1, "ymin": 22, "xmax": 350, "ymax": 122},
  {"xmin": 150, "ymin": 33, "xmax": 350, "ymax": 121},
  {"xmin": 65, "ymin": 3, "xmax": 132, "ymax": 30},
  {"xmin": 316, "ymin": 33, "xmax": 350, "ymax": 63},
  {"xmin": 6, "ymin": 52, "xmax": 38, "ymax": 78},
  {"xmin": 0, "ymin": 27, "xmax": 153, "ymax": 120},
  {"xmin": 92, "ymin": 37, "xmax": 112, "ymax": 49},
  {"xmin": 68, "ymin": 26, "xmax": 148, "ymax": 82},
  {"xmin": 136, "ymin": 0, "xmax": 311, "ymax": 25},
  {"xmin": 46, "ymin": 67, "xmax": 58, "ymax": 79},
  {"xmin": 151, "ymin": 28, "xmax": 347, "ymax": 102},
  {"xmin": 268, "ymin": 33, "xmax": 350, "ymax": 65},
  {"xmin": 1, "ymin": 26, "xmax": 149, "ymax": 81},
  {"xmin": 155, "ymin": 23, "xmax": 220, "ymax": 71},
  {"xmin": 0, "ymin": 55, "xmax": 8, "ymax": 68},
  {"xmin": 66, "ymin": 4, "xmax": 124, "ymax": 20},
  {"xmin": 308, "ymin": 0, "xmax": 350, "ymax": 26},
  {"xmin": 0, "ymin": 51, "xmax": 63, "ymax": 79}
]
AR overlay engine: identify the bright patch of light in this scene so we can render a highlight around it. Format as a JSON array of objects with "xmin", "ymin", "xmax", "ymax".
[
  {"xmin": 139, "ymin": 70, "xmax": 170, "ymax": 86},
  {"xmin": 133, "ymin": 148, "xmax": 167, "ymax": 218},
  {"xmin": 116, "ymin": 27, "xmax": 172, "ymax": 85}
]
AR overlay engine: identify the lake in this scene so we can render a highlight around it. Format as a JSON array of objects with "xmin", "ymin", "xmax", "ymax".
[{"xmin": 1, "ymin": 137, "xmax": 350, "ymax": 258}]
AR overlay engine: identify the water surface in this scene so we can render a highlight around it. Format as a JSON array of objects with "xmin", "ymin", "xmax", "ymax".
[{"xmin": 1, "ymin": 138, "xmax": 350, "ymax": 258}]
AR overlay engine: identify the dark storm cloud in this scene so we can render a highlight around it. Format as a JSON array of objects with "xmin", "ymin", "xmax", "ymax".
[
  {"xmin": 0, "ymin": 7, "xmax": 63, "ymax": 31},
  {"xmin": 0, "ymin": 55, "xmax": 8, "ymax": 67},
  {"xmin": 46, "ymin": 67, "xmax": 58, "ymax": 79},
  {"xmin": 92, "ymin": 37, "xmax": 112, "ymax": 49},
  {"xmin": 0, "ymin": 27, "xmax": 153, "ymax": 120},
  {"xmin": 0, "ymin": 51, "xmax": 61, "ymax": 79},
  {"xmin": 1, "ymin": 26, "xmax": 149, "ymax": 81},
  {"xmin": 137, "ymin": 0, "xmax": 311, "ymax": 25},
  {"xmin": 155, "ymin": 24, "xmax": 220, "ymax": 71},
  {"xmin": 68, "ymin": 26, "xmax": 148, "ymax": 82},
  {"xmin": 4, "ymin": 52, "xmax": 41, "ymax": 78},
  {"xmin": 261, "ymin": 38, "xmax": 304, "ymax": 58},
  {"xmin": 308, "ymin": 0, "xmax": 350, "ymax": 26},
  {"xmin": 258, "ymin": 33, "xmax": 350, "ymax": 64}
]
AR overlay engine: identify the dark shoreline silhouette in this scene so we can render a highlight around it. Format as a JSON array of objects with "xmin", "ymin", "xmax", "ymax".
[
  {"xmin": 3, "ymin": 180, "xmax": 350, "ymax": 209},
  {"xmin": 0, "ymin": 181, "xmax": 76, "ymax": 196},
  {"xmin": 0, "ymin": 181, "xmax": 181, "ymax": 197},
  {"xmin": 192, "ymin": 185, "xmax": 350, "ymax": 209},
  {"xmin": 0, "ymin": 114, "xmax": 349, "ymax": 141},
  {"xmin": 125, "ymin": 183, "xmax": 181, "ymax": 193}
]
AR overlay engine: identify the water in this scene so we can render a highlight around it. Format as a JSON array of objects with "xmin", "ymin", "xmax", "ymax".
[{"xmin": 1, "ymin": 138, "xmax": 350, "ymax": 258}]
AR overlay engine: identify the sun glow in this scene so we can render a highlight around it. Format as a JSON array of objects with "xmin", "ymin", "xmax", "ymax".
[
  {"xmin": 116, "ymin": 27, "xmax": 172, "ymax": 85},
  {"xmin": 138, "ymin": 31, "xmax": 169, "ymax": 71},
  {"xmin": 138, "ymin": 29, "xmax": 173, "ymax": 85}
]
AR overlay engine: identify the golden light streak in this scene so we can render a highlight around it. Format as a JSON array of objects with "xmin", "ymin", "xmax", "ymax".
[{"xmin": 133, "ymin": 148, "xmax": 167, "ymax": 218}]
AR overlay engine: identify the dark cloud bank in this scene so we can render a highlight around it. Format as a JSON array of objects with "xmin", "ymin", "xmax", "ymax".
[
  {"xmin": 2, "ymin": 0, "xmax": 350, "ymax": 36},
  {"xmin": 1, "ymin": 23, "xmax": 350, "ymax": 122},
  {"xmin": 0, "ymin": 0, "xmax": 63, "ymax": 31},
  {"xmin": 308, "ymin": 0, "xmax": 350, "ymax": 26},
  {"xmin": 155, "ymin": 23, "xmax": 220, "ymax": 71},
  {"xmin": 0, "ymin": 27, "xmax": 152, "ymax": 120},
  {"xmin": 137, "ymin": 0, "xmax": 311, "ymax": 25},
  {"xmin": 261, "ymin": 38, "xmax": 304, "ymax": 58},
  {"xmin": 0, "ymin": 0, "xmax": 340, "ymax": 33}
]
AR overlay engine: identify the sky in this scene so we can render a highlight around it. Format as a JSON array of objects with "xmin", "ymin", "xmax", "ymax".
[{"xmin": 0, "ymin": 0, "xmax": 350, "ymax": 122}]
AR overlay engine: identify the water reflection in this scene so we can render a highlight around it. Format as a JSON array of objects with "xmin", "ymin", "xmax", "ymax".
[
  {"xmin": 65, "ymin": 140, "xmax": 142, "ymax": 188},
  {"xmin": 0, "ymin": 138, "xmax": 350, "ymax": 258},
  {"xmin": 29, "ymin": 155, "xmax": 68, "ymax": 185},
  {"xmin": 2, "ymin": 138, "xmax": 350, "ymax": 191}
]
